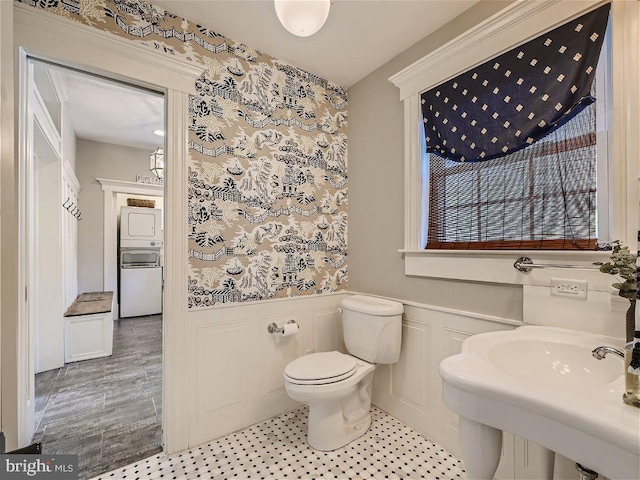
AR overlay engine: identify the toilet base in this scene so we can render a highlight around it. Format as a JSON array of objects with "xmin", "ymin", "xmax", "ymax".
[
  {"xmin": 307, "ymin": 399, "xmax": 372, "ymax": 451},
  {"xmin": 305, "ymin": 370, "xmax": 374, "ymax": 451}
]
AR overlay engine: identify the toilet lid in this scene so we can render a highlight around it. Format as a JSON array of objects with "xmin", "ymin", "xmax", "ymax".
[{"xmin": 285, "ymin": 352, "xmax": 358, "ymax": 384}]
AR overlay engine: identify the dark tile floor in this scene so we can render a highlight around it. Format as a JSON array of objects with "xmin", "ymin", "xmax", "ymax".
[{"xmin": 33, "ymin": 315, "xmax": 163, "ymax": 480}]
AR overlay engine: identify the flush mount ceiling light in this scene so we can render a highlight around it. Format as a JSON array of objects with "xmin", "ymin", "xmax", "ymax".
[
  {"xmin": 149, "ymin": 146, "xmax": 164, "ymax": 180},
  {"xmin": 274, "ymin": 0, "xmax": 331, "ymax": 37}
]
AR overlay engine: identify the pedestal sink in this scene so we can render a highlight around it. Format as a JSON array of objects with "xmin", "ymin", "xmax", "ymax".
[{"xmin": 439, "ymin": 326, "xmax": 640, "ymax": 480}]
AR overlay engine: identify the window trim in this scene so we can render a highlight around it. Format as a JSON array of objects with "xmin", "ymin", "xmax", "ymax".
[{"xmin": 389, "ymin": 0, "xmax": 638, "ymax": 284}]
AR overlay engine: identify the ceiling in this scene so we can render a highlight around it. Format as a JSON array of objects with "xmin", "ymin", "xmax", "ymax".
[
  {"xmin": 153, "ymin": 0, "xmax": 481, "ymax": 87},
  {"xmin": 44, "ymin": 63, "xmax": 165, "ymax": 151},
  {"xmin": 39, "ymin": 1, "xmax": 482, "ymax": 153}
]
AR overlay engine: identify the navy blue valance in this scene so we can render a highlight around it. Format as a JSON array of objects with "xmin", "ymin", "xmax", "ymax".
[{"xmin": 421, "ymin": 4, "xmax": 610, "ymax": 163}]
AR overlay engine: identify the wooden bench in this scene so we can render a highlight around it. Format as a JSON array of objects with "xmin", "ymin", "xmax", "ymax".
[{"xmin": 64, "ymin": 291, "xmax": 114, "ymax": 363}]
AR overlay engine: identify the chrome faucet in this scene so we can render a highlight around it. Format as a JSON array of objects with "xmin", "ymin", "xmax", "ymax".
[{"xmin": 592, "ymin": 346, "xmax": 625, "ymax": 360}]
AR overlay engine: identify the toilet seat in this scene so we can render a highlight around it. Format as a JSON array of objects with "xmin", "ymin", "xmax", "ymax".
[{"xmin": 284, "ymin": 352, "xmax": 358, "ymax": 385}]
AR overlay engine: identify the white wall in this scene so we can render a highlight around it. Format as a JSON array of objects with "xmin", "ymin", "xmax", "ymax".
[
  {"xmin": 185, "ymin": 293, "xmax": 347, "ymax": 447},
  {"xmin": 61, "ymin": 104, "xmax": 75, "ymax": 170},
  {"xmin": 76, "ymin": 139, "xmax": 157, "ymax": 293},
  {"xmin": 33, "ymin": 125, "xmax": 63, "ymax": 373},
  {"xmin": 0, "ymin": 0, "xmax": 14, "ymax": 444}
]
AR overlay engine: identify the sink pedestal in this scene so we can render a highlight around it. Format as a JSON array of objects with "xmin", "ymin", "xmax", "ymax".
[
  {"xmin": 537, "ymin": 443, "xmax": 556, "ymax": 479},
  {"xmin": 459, "ymin": 417, "xmax": 502, "ymax": 480},
  {"xmin": 459, "ymin": 417, "xmax": 555, "ymax": 480}
]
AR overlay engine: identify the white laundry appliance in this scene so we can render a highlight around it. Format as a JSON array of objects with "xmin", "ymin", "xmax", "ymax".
[
  {"xmin": 119, "ymin": 206, "xmax": 163, "ymax": 318},
  {"xmin": 120, "ymin": 206, "xmax": 163, "ymax": 249},
  {"xmin": 119, "ymin": 249, "xmax": 163, "ymax": 318}
]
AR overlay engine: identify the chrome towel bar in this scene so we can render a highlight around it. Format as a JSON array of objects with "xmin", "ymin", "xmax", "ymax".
[{"xmin": 514, "ymin": 256, "xmax": 601, "ymax": 273}]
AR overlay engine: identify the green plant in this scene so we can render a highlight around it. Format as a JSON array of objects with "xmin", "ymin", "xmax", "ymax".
[{"xmin": 594, "ymin": 240, "xmax": 638, "ymax": 300}]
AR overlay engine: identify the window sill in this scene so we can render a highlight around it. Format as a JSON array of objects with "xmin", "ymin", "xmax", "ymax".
[{"xmin": 400, "ymin": 249, "xmax": 615, "ymax": 291}]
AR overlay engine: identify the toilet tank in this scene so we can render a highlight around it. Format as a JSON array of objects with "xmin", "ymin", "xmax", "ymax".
[{"xmin": 341, "ymin": 295, "xmax": 403, "ymax": 364}]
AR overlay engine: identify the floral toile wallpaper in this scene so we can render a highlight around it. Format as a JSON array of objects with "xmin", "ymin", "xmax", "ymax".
[{"xmin": 20, "ymin": 0, "xmax": 348, "ymax": 308}]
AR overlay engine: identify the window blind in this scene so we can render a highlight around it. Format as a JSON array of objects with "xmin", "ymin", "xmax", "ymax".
[{"xmin": 426, "ymin": 103, "xmax": 597, "ymax": 250}]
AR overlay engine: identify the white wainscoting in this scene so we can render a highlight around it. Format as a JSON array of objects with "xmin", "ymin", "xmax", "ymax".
[
  {"xmin": 371, "ymin": 301, "xmax": 516, "ymax": 456},
  {"xmin": 186, "ymin": 292, "xmax": 347, "ymax": 447},
  {"xmin": 183, "ymin": 291, "xmax": 606, "ymax": 478},
  {"xmin": 369, "ymin": 297, "xmax": 599, "ymax": 480}
]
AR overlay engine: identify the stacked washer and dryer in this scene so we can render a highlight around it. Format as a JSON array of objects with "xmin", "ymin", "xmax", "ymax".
[{"xmin": 119, "ymin": 206, "xmax": 163, "ymax": 318}]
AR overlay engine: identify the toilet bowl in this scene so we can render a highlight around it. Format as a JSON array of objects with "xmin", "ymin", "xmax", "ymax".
[
  {"xmin": 283, "ymin": 295, "xmax": 404, "ymax": 451},
  {"xmin": 284, "ymin": 351, "xmax": 376, "ymax": 451}
]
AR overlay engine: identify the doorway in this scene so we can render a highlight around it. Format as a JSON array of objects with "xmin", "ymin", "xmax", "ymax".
[{"xmin": 23, "ymin": 58, "xmax": 166, "ymax": 479}]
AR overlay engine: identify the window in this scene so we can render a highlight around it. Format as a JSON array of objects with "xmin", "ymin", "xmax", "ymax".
[
  {"xmin": 421, "ymin": 6, "xmax": 609, "ymax": 251},
  {"xmin": 389, "ymin": 0, "xmax": 637, "ymax": 284}
]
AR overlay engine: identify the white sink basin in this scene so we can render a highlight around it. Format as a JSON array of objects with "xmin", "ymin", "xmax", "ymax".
[
  {"xmin": 487, "ymin": 339, "xmax": 622, "ymax": 388},
  {"xmin": 439, "ymin": 326, "xmax": 639, "ymax": 480}
]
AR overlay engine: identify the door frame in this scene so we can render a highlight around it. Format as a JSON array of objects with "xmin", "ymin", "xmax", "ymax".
[
  {"xmin": 97, "ymin": 178, "xmax": 163, "ymax": 320},
  {"xmin": 8, "ymin": 3, "xmax": 199, "ymax": 453}
]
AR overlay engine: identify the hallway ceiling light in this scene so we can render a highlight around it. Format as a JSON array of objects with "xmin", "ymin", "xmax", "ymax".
[
  {"xmin": 150, "ymin": 146, "xmax": 164, "ymax": 180},
  {"xmin": 274, "ymin": 0, "xmax": 331, "ymax": 37}
]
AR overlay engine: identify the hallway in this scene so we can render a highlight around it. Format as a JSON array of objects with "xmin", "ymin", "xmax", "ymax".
[{"xmin": 33, "ymin": 315, "xmax": 163, "ymax": 479}]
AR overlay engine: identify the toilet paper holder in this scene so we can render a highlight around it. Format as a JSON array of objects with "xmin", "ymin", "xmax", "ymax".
[{"xmin": 268, "ymin": 320, "xmax": 298, "ymax": 334}]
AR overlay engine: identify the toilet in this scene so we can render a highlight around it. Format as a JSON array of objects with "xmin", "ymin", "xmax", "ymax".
[{"xmin": 283, "ymin": 295, "xmax": 403, "ymax": 451}]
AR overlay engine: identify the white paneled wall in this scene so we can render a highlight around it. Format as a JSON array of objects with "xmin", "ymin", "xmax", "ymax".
[
  {"xmin": 186, "ymin": 292, "xmax": 347, "ymax": 447},
  {"xmin": 372, "ymin": 302, "xmax": 515, "ymax": 456},
  {"xmin": 62, "ymin": 161, "xmax": 79, "ymax": 310},
  {"xmin": 187, "ymin": 293, "xmax": 473, "ymax": 451},
  {"xmin": 183, "ymin": 291, "xmax": 608, "ymax": 478},
  {"xmin": 391, "ymin": 319, "xmax": 430, "ymax": 414},
  {"xmin": 370, "ymin": 298, "xmax": 597, "ymax": 480}
]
